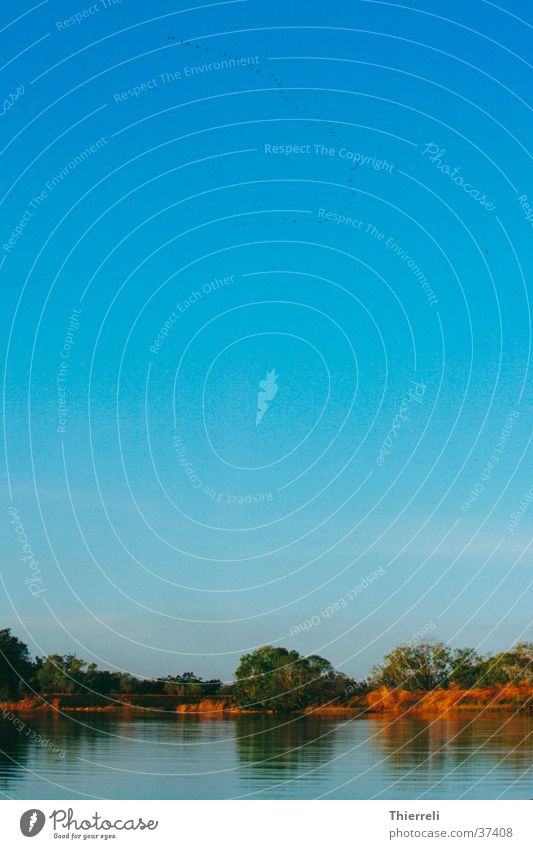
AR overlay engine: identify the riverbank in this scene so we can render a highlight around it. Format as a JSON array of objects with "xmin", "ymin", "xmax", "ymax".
[
  {"xmin": 0, "ymin": 695, "xmax": 244, "ymax": 714},
  {"xmin": 364, "ymin": 684, "xmax": 533, "ymax": 715},
  {"xmin": 2, "ymin": 685, "xmax": 532, "ymax": 716}
]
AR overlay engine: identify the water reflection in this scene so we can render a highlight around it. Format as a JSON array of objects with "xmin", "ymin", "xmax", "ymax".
[
  {"xmin": 371, "ymin": 713, "xmax": 533, "ymax": 770},
  {"xmin": 367, "ymin": 714, "xmax": 533, "ymax": 799},
  {"xmin": 236, "ymin": 714, "xmax": 336, "ymax": 775},
  {"xmin": 0, "ymin": 712, "xmax": 531, "ymax": 799},
  {"xmin": 0, "ymin": 716, "xmax": 31, "ymax": 793}
]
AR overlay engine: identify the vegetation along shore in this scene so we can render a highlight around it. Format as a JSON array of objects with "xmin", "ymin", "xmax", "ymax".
[{"xmin": 1, "ymin": 629, "xmax": 531, "ymax": 716}]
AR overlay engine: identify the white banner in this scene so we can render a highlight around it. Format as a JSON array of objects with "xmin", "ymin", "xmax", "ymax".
[{"xmin": 1, "ymin": 800, "xmax": 531, "ymax": 848}]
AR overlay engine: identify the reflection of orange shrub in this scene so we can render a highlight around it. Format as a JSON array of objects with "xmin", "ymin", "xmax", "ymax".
[{"xmin": 365, "ymin": 685, "xmax": 533, "ymax": 715}]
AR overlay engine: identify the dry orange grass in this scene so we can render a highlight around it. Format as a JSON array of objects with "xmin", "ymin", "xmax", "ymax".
[
  {"xmin": 2, "ymin": 687, "xmax": 532, "ymax": 716},
  {"xmin": 176, "ymin": 699, "xmax": 230, "ymax": 714},
  {"xmin": 365, "ymin": 685, "xmax": 533, "ymax": 715},
  {"xmin": 0, "ymin": 696, "xmax": 42, "ymax": 712}
]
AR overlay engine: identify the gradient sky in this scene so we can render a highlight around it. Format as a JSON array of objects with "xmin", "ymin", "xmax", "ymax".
[{"xmin": 1, "ymin": 0, "xmax": 532, "ymax": 682}]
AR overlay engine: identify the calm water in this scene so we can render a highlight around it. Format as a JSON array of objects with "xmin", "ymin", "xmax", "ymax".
[{"xmin": 0, "ymin": 712, "xmax": 531, "ymax": 799}]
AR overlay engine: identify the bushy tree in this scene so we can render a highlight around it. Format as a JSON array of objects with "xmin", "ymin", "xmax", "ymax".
[
  {"xmin": 481, "ymin": 643, "xmax": 533, "ymax": 686},
  {"xmin": 162, "ymin": 672, "xmax": 222, "ymax": 696},
  {"xmin": 115, "ymin": 673, "xmax": 140, "ymax": 694},
  {"xmin": 449, "ymin": 648, "xmax": 486, "ymax": 689},
  {"xmin": 0, "ymin": 629, "xmax": 34, "ymax": 699},
  {"xmin": 370, "ymin": 642, "xmax": 453, "ymax": 691},
  {"xmin": 234, "ymin": 645, "xmax": 346, "ymax": 712},
  {"xmin": 36, "ymin": 654, "xmax": 87, "ymax": 694},
  {"xmin": 84, "ymin": 665, "xmax": 123, "ymax": 695}
]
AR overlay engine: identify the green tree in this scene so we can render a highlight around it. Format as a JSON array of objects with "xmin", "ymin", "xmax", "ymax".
[
  {"xmin": 84, "ymin": 665, "xmax": 123, "ymax": 695},
  {"xmin": 234, "ymin": 646, "xmax": 346, "ymax": 712},
  {"xmin": 482, "ymin": 643, "xmax": 533, "ymax": 686},
  {"xmin": 370, "ymin": 642, "xmax": 453, "ymax": 691},
  {"xmin": 36, "ymin": 654, "xmax": 87, "ymax": 694},
  {"xmin": 449, "ymin": 648, "xmax": 486, "ymax": 689},
  {"xmin": 0, "ymin": 629, "xmax": 34, "ymax": 700},
  {"xmin": 162, "ymin": 672, "xmax": 222, "ymax": 696},
  {"xmin": 116, "ymin": 673, "xmax": 140, "ymax": 694},
  {"xmin": 302, "ymin": 655, "xmax": 358, "ymax": 703},
  {"xmin": 513, "ymin": 643, "xmax": 533, "ymax": 684}
]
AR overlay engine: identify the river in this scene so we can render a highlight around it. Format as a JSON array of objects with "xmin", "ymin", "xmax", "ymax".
[{"xmin": 0, "ymin": 712, "xmax": 531, "ymax": 799}]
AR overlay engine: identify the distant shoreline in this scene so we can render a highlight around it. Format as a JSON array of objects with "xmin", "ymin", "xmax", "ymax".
[{"xmin": 3, "ymin": 685, "xmax": 532, "ymax": 717}]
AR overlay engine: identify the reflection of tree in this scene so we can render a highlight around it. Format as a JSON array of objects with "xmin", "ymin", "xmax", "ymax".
[
  {"xmin": 1, "ymin": 712, "xmax": 114, "ymax": 786},
  {"xmin": 370, "ymin": 714, "xmax": 533, "ymax": 777},
  {"xmin": 0, "ymin": 715, "xmax": 31, "ymax": 791},
  {"xmin": 236, "ymin": 715, "xmax": 336, "ymax": 778}
]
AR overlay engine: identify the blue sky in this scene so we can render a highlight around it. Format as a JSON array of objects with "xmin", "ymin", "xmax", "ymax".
[{"xmin": 1, "ymin": 0, "xmax": 532, "ymax": 681}]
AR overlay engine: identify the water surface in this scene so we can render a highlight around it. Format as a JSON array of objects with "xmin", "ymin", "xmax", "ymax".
[{"xmin": 0, "ymin": 712, "xmax": 531, "ymax": 799}]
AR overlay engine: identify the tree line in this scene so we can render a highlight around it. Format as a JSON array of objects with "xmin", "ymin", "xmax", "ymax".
[
  {"xmin": 1, "ymin": 628, "xmax": 531, "ymax": 712},
  {"xmin": 0, "ymin": 629, "xmax": 224, "ymax": 701}
]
